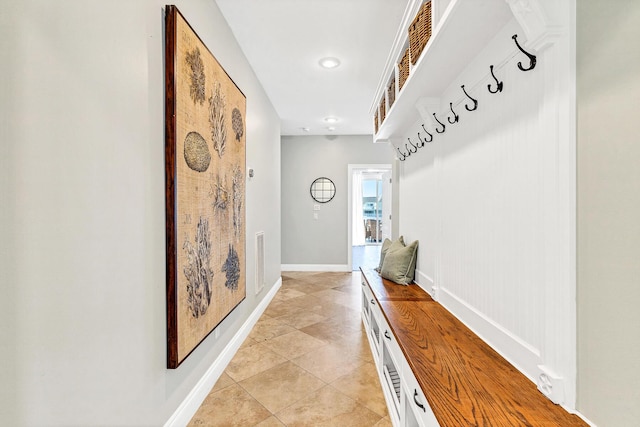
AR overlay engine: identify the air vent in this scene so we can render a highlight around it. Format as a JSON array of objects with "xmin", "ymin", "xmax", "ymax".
[{"xmin": 255, "ymin": 231, "xmax": 265, "ymax": 295}]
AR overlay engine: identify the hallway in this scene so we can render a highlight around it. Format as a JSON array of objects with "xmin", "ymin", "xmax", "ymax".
[
  {"xmin": 352, "ymin": 244, "xmax": 381, "ymax": 271},
  {"xmin": 188, "ymin": 271, "xmax": 391, "ymax": 426}
]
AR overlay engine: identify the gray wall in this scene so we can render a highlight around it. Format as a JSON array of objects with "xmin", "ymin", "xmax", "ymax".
[
  {"xmin": 281, "ymin": 135, "xmax": 392, "ymax": 267},
  {"xmin": 0, "ymin": 0, "xmax": 281, "ymax": 425},
  {"xmin": 577, "ymin": 1, "xmax": 640, "ymax": 425}
]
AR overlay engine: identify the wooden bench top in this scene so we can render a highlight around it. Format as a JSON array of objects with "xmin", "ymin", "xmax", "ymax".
[
  {"xmin": 361, "ymin": 268, "xmax": 432, "ymax": 301},
  {"xmin": 361, "ymin": 268, "xmax": 587, "ymax": 427}
]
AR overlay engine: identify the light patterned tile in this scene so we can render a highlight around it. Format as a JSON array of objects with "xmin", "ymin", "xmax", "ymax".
[
  {"xmin": 332, "ymin": 284, "xmax": 362, "ymax": 296},
  {"xmin": 291, "ymin": 344, "xmax": 365, "ymax": 383},
  {"xmin": 188, "ymin": 383, "xmax": 270, "ymax": 427},
  {"xmin": 312, "ymin": 288, "xmax": 356, "ymax": 305},
  {"xmin": 311, "ymin": 287, "xmax": 347, "ymax": 298},
  {"xmin": 239, "ymin": 337, "xmax": 259, "ymax": 350},
  {"xmin": 329, "ymin": 307, "xmax": 364, "ymax": 330},
  {"xmin": 260, "ymin": 330, "xmax": 327, "ymax": 359},
  {"xmin": 238, "ymin": 361, "xmax": 325, "ymax": 413},
  {"xmin": 330, "ymin": 366, "xmax": 389, "ymax": 417},
  {"xmin": 254, "ymin": 416, "xmax": 285, "ymax": 426},
  {"xmin": 300, "ymin": 318, "xmax": 362, "ymax": 344},
  {"xmin": 275, "ymin": 287, "xmax": 307, "ymax": 300},
  {"xmin": 275, "ymin": 384, "xmax": 382, "ymax": 427},
  {"xmin": 332, "ymin": 330, "xmax": 374, "ymax": 363},
  {"xmin": 209, "ymin": 372, "xmax": 235, "ymax": 394},
  {"xmin": 274, "ymin": 310, "xmax": 327, "ymax": 329},
  {"xmin": 189, "ymin": 271, "xmax": 387, "ymax": 427},
  {"xmin": 225, "ymin": 342, "xmax": 287, "ymax": 382},
  {"xmin": 263, "ymin": 298, "xmax": 305, "ymax": 318},
  {"xmin": 373, "ymin": 416, "xmax": 394, "ymax": 426},
  {"xmin": 249, "ymin": 316, "xmax": 296, "ymax": 342}
]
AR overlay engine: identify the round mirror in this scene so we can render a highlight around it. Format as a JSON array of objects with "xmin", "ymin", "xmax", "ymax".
[{"xmin": 310, "ymin": 177, "xmax": 336, "ymax": 203}]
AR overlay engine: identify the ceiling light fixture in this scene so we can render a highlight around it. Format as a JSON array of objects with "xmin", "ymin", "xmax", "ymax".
[
  {"xmin": 327, "ymin": 126, "xmax": 336, "ymax": 132},
  {"xmin": 302, "ymin": 127, "xmax": 310, "ymax": 132},
  {"xmin": 319, "ymin": 57, "xmax": 340, "ymax": 69},
  {"xmin": 324, "ymin": 117, "xmax": 339, "ymax": 124}
]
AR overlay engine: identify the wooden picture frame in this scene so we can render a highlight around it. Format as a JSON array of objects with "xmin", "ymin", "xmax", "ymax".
[{"xmin": 165, "ymin": 5, "xmax": 246, "ymax": 368}]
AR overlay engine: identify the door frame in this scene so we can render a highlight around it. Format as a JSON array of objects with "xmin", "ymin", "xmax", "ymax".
[{"xmin": 347, "ymin": 163, "xmax": 392, "ymax": 270}]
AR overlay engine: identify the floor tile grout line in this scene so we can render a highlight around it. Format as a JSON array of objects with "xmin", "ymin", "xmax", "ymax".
[
  {"xmin": 190, "ymin": 272, "xmax": 391, "ymax": 426},
  {"xmin": 234, "ymin": 366, "xmax": 327, "ymax": 421}
]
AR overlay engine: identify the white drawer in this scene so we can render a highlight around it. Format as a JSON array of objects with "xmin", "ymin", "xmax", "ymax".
[
  {"xmin": 377, "ymin": 310, "xmax": 403, "ymax": 367},
  {"xmin": 400, "ymin": 356, "xmax": 440, "ymax": 427},
  {"xmin": 361, "ymin": 281, "xmax": 375, "ymax": 324}
]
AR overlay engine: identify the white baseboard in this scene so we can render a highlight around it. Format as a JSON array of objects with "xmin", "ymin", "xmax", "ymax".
[
  {"xmin": 437, "ymin": 287, "xmax": 542, "ymax": 385},
  {"xmin": 164, "ymin": 277, "xmax": 282, "ymax": 427},
  {"xmin": 281, "ymin": 264, "xmax": 351, "ymax": 272},
  {"xmin": 414, "ymin": 269, "xmax": 434, "ymax": 297}
]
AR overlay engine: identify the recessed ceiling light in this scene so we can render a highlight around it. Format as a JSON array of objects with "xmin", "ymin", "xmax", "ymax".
[
  {"xmin": 319, "ymin": 57, "xmax": 340, "ymax": 69},
  {"xmin": 327, "ymin": 126, "xmax": 336, "ymax": 131},
  {"xmin": 302, "ymin": 127, "xmax": 310, "ymax": 132},
  {"xmin": 324, "ymin": 117, "xmax": 339, "ymax": 124}
]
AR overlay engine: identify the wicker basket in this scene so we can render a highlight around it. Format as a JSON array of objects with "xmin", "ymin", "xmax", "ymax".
[
  {"xmin": 374, "ymin": 110, "xmax": 379, "ymax": 134},
  {"xmin": 387, "ymin": 76, "xmax": 396, "ymax": 109},
  {"xmin": 379, "ymin": 95, "xmax": 386, "ymax": 124},
  {"xmin": 409, "ymin": 1, "xmax": 432, "ymax": 65},
  {"xmin": 398, "ymin": 48, "xmax": 410, "ymax": 91}
]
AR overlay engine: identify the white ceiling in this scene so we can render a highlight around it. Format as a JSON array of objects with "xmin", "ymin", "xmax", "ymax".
[{"xmin": 215, "ymin": 0, "xmax": 410, "ymax": 136}]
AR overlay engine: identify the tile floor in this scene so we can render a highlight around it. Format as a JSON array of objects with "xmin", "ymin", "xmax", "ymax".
[{"xmin": 188, "ymin": 271, "xmax": 392, "ymax": 427}]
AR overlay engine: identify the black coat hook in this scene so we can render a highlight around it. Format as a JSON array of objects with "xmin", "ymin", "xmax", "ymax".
[
  {"xmin": 447, "ymin": 102, "xmax": 459, "ymax": 124},
  {"xmin": 512, "ymin": 34, "xmax": 536, "ymax": 71},
  {"xmin": 420, "ymin": 124, "xmax": 433, "ymax": 143},
  {"xmin": 461, "ymin": 85, "xmax": 478, "ymax": 111},
  {"xmin": 488, "ymin": 65, "xmax": 503, "ymax": 94},
  {"xmin": 407, "ymin": 138, "xmax": 418, "ymax": 153},
  {"xmin": 415, "ymin": 134, "xmax": 424, "ymax": 148},
  {"xmin": 395, "ymin": 145, "xmax": 407, "ymax": 161},
  {"xmin": 433, "ymin": 113, "xmax": 446, "ymax": 133},
  {"xmin": 405, "ymin": 143, "xmax": 415, "ymax": 156}
]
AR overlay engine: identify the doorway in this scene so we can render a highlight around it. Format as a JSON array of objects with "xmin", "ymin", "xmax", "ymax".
[{"xmin": 348, "ymin": 164, "xmax": 392, "ymax": 271}]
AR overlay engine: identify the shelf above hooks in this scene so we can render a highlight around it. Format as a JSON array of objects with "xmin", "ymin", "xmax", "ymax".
[{"xmin": 372, "ymin": 0, "xmax": 513, "ymax": 143}]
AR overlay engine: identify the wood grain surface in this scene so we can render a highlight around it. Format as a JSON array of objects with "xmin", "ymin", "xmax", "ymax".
[
  {"xmin": 362, "ymin": 270, "xmax": 586, "ymax": 426},
  {"xmin": 360, "ymin": 268, "xmax": 432, "ymax": 301}
]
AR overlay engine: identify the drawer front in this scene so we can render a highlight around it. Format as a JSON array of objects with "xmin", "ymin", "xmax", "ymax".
[
  {"xmin": 377, "ymin": 310, "xmax": 403, "ymax": 367},
  {"xmin": 400, "ymin": 356, "xmax": 440, "ymax": 427},
  {"xmin": 361, "ymin": 281, "xmax": 375, "ymax": 325}
]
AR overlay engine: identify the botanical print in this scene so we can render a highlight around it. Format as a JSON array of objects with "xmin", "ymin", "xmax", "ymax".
[
  {"xmin": 209, "ymin": 82, "xmax": 227, "ymax": 158},
  {"xmin": 232, "ymin": 166, "xmax": 243, "ymax": 241},
  {"xmin": 222, "ymin": 244, "xmax": 240, "ymax": 291},
  {"xmin": 183, "ymin": 131, "xmax": 211, "ymax": 172},
  {"xmin": 183, "ymin": 217, "xmax": 214, "ymax": 318},
  {"xmin": 185, "ymin": 46, "xmax": 206, "ymax": 105},
  {"xmin": 232, "ymin": 107, "xmax": 244, "ymax": 142},
  {"xmin": 165, "ymin": 6, "xmax": 246, "ymax": 368},
  {"xmin": 211, "ymin": 173, "xmax": 229, "ymax": 212}
]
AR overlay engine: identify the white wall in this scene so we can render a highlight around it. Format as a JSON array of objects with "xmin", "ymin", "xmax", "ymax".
[
  {"xmin": 577, "ymin": 1, "xmax": 640, "ymax": 425},
  {"xmin": 396, "ymin": 3, "xmax": 577, "ymax": 409},
  {"xmin": 281, "ymin": 135, "xmax": 392, "ymax": 269},
  {"xmin": 0, "ymin": 0, "xmax": 280, "ymax": 425}
]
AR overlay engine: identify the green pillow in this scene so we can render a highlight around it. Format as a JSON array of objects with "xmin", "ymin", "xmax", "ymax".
[
  {"xmin": 376, "ymin": 236, "xmax": 404, "ymax": 272},
  {"xmin": 380, "ymin": 239, "xmax": 418, "ymax": 285}
]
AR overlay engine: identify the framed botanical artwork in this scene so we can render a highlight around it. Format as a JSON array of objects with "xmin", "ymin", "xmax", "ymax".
[{"xmin": 165, "ymin": 5, "xmax": 246, "ymax": 368}]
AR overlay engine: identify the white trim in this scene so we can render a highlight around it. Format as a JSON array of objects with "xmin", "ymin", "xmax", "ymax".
[
  {"xmin": 164, "ymin": 277, "xmax": 282, "ymax": 427},
  {"xmin": 414, "ymin": 269, "xmax": 435, "ymax": 298},
  {"xmin": 281, "ymin": 264, "xmax": 350, "ymax": 272},
  {"xmin": 437, "ymin": 287, "xmax": 542, "ymax": 385},
  {"xmin": 347, "ymin": 164, "xmax": 392, "ymax": 272}
]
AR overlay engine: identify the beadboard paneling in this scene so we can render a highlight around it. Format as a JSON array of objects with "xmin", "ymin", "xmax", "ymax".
[{"xmin": 398, "ymin": 17, "xmax": 574, "ymax": 393}]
